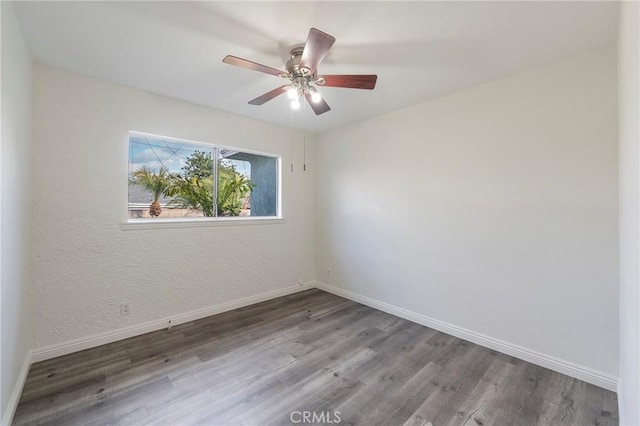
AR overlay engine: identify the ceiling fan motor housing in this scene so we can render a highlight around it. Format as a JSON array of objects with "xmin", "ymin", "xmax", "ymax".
[
  {"xmin": 286, "ymin": 47, "xmax": 313, "ymax": 79},
  {"xmin": 285, "ymin": 47, "xmax": 318, "ymax": 96}
]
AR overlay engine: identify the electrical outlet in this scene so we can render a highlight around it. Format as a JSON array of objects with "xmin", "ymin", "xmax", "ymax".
[
  {"xmin": 121, "ymin": 302, "xmax": 131, "ymax": 315},
  {"xmin": 327, "ymin": 269, "xmax": 332, "ymax": 278},
  {"xmin": 297, "ymin": 279, "xmax": 303, "ymax": 286}
]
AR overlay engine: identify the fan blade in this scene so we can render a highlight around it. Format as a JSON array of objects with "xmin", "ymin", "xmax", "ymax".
[
  {"xmin": 248, "ymin": 85, "xmax": 289, "ymax": 105},
  {"xmin": 223, "ymin": 55, "xmax": 286, "ymax": 77},
  {"xmin": 304, "ymin": 92, "xmax": 331, "ymax": 115},
  {"xmin": 299, "ymin": 28, "xmax": 336, "ymax": 75},
  {"xmin": 318, "ymin": 75, "xmax": 378, "ymax": 90}
]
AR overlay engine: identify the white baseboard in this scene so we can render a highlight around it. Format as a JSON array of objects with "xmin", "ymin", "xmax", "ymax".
[
  {"xmin": 31, "ymin": 283, "xmax": 311, "ymax": 363},
  {"xmin": 313, "ymin": 281, "xmax": 618, "ymax": 392},
  {"xmin": 1, "ymin": 351, "xmax": 32, "ymax": 426}
]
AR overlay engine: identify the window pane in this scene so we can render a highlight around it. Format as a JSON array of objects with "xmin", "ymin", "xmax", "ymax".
[
  {"xmin": 218, "ymin": 150, "xmax": 278, "ymax": 217},
  {"xmin": 128, "ymin": 134, "xmax": 214, "ymax": 218},
  {"xmin": 128, "ymin": 132, "xmax": 279, "ymax": 221}
]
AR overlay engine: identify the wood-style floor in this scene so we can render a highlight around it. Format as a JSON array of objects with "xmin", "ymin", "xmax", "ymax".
[{"xmin": 13, "ymin": 289, "xmax": 618, "ymax": 426}]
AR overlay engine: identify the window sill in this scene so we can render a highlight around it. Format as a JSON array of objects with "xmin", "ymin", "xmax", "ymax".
[{"xmin": 121, "ymin": 217, "xmax": 284, "ymax": 230}]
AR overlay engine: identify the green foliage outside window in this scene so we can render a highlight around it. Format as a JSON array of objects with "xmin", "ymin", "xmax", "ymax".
[
  {"xmin": 130, "ymin": 166, "xmax": 173, "ymax": 217},
  {"xmin": 167, "ymin": 151, "xmax": 253, "ymax": 217}
]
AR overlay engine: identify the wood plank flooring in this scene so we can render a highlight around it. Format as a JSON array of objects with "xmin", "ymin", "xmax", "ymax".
[{"xmin": 13, "ymin": 289, "xmax": 618, "ymax": 426}]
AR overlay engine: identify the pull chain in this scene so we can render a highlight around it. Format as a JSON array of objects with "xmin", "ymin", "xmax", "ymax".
[{"xmin": 302, "ymin": 100, "xmax": 307, "ymax": 172}]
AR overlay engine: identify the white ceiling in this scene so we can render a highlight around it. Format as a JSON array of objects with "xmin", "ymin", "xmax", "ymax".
[{"xmin": 14, "ymin": 1, "xmax": 619, "ymax": 133}]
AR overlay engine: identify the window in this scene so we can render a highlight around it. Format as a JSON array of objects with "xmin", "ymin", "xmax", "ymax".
[{"xmin": 128, "ymin": 132, "xmax": 279, "ymax": 221}]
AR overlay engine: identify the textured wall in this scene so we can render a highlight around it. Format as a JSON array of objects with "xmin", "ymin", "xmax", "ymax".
[
  {"xmin": 1, "ymin": 1, "xmax": 32, "ymax": 419},
  {"xmin": 315, "ymin": 46, "xmax": 618, "ymax": 376},
  {"xmin": 31, "ymin": 64, "xmax": 316, "ymax": 348}
]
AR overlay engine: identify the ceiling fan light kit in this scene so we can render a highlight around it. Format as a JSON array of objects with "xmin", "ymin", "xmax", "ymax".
[{"xmin": 223, "ymin": 28, "xmax": 378, "ymax": 116}]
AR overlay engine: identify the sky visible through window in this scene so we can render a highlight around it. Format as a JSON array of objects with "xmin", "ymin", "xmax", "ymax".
[{"xmin": 128, "ymin": 134, "xmax": 250, "ymax": 177}]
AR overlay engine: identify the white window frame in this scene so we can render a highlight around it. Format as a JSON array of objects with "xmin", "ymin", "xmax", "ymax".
[{"xmin": 123, "ymin": 131, "xmax": 283, "ymax": 230}]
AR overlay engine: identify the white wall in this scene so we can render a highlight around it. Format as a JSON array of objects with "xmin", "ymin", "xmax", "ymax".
[
  {"xmin": 31, "ymin": 64, "xmax": 316, "ymax": 349},
  {"xmin": 0, "ymin": 1, "xmax": 32, "ymax": 421},
  {"xmin": 316, "ymin": 46, "xmax": 618, "ymax": 379},
  {"xmin": 617, "ymin": 2, "xmax": 640, "ymax": 424}
]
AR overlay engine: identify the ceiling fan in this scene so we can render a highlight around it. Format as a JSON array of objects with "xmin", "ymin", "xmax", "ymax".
[{"xmin": 223, "ymin": 28, "xmax": 377, "ymax": 115}]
